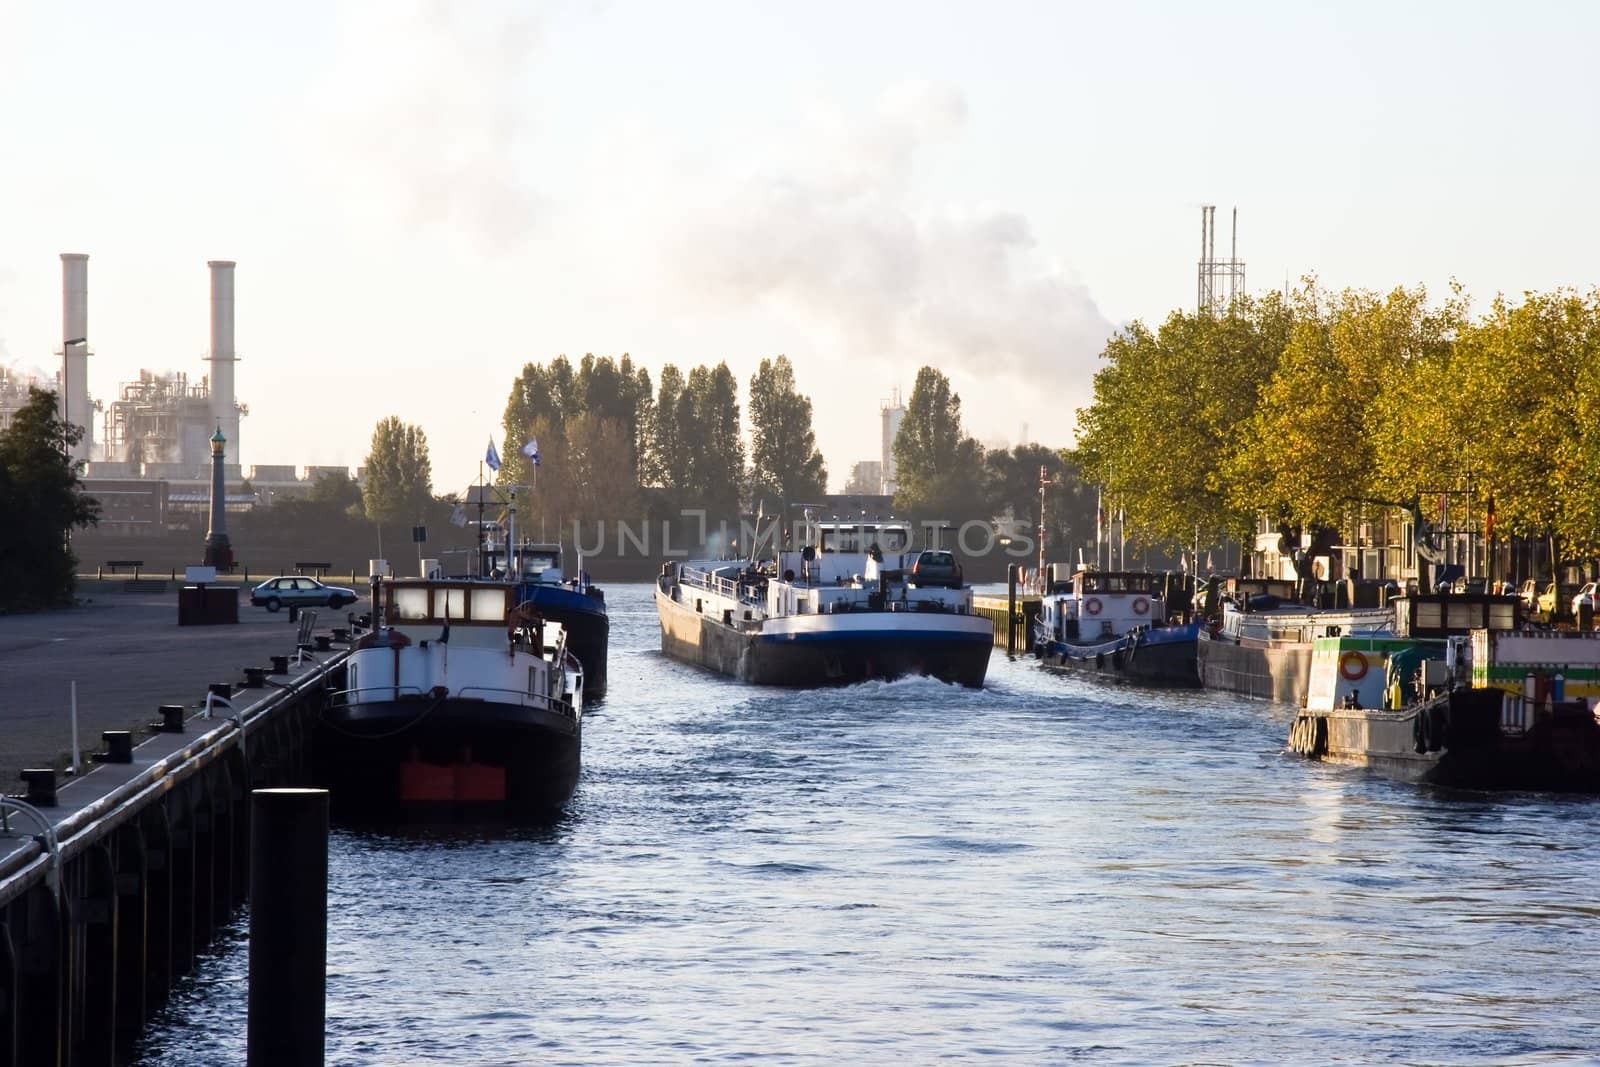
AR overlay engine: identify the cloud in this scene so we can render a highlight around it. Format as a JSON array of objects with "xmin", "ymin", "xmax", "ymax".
[
  {"xmin": 666, "ymin": 82, "xmax": 1112, "ymax": 383},
  {"xmin": 307, "ymin": 0, "xmax": 548, "ymax": 251}
]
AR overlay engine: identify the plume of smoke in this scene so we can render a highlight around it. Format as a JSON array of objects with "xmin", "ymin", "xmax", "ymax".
[
  {"xmin": 312, "ymin": 0, "xmax": 547, "ymax": 251},
  {"xmin": 668, "ymin": 82, "xmax": 1112, "ymax": 383}
]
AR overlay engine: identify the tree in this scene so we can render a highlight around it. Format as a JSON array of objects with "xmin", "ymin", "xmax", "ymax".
[
  {"xmin": 576, "ymin": 353, "xmax": 654, "ymax": 484},
  {"xmin": 361, "ymin": 417, "xmax": 434, "ymax": 544},
  {"xmin": 0, "ymin": 387, "xmax": 100, "ymax": 610},
  {"xmin": 1225, "ymin": 285, "xmax": 1455, "ymax": 535},
  {"xmin": 747, "ymin": 355, "xmax": 828, "ymax": 510},
  {"xmin": 892, "ymin": 366, "xmax": 986, "ymax": 517},
  {"xmin": 684, "ymin": 362, "xmax": 745, "ymax": 519},
  {"xmin": 1073, "ymin": 292, "xmax": 1295, "ymax": 554},
  {"xmin": 648, "ymin": 363, "xmax": 689, "ymax": 495},
  {"xmin": 500, "ymin": 356, "xmax": 576, "ymax": 487}
]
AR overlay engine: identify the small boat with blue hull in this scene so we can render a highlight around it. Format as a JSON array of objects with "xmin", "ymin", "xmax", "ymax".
[
  {"xmin": 486, "ymin": 539, "xmax": 610, "ymax": 701},
  {"xmin": 1032, "ymin": 568, "xmax": 1200, "ymax": 686},
  {"xmin": 655, "ymin": 518, "xmax": 992, "ymax": 688},
  {"xmin": 1288, "ymin": 593, "xmax": 1600, "ymax": 790},
  {"xmin": 321, "ymin": 575, "xmax": 583, "ymax": 816}
]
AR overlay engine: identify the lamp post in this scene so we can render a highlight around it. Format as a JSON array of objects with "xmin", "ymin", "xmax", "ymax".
[{"xmin": 61, "ymin": 336, "xmax": 85, "ymax": 451}]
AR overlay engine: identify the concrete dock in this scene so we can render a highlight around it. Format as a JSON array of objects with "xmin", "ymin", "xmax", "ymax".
[{"xmin": 0, "ymin": 579, "xmax": 349, "ymax": 790}]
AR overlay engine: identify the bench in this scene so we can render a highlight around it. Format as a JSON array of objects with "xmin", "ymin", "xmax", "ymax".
[
  {"xmin": 101, "ymin": 560, "xmax": 145, "ymax": 577},
  {"xmin": 293, "ymin": 561, "xmax": 332, "ymax": 577}
]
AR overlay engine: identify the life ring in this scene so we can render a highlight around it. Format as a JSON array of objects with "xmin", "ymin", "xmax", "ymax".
[
  {"xmin": 1132, "ymin": 598, "xmax": 1150, "ymax": 616},
  {"xmin": 1338, "ymin": 650, "xmax": 1368, "ymax": 682},
  {"xmin": 1084, "ymin": 597, "xmax": 1103, "ymax": 616}
]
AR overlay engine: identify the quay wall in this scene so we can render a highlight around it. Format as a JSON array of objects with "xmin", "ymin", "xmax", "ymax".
[{"xmin": 0, "ymin": 636, "xmax": 345, "ymax": 1065}]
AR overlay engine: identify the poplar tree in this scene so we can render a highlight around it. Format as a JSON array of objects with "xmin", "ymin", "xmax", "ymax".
[
  {"xmin": 892, "ymin": 366, "xmax": 986, "ymax": 517},
  {"xmin": 748, "ymin": 355, "xmax": 827, "ymax": 510},
  {"xmin": 361, "ymin": 416, "xmax": 434, "ymax": 543}
]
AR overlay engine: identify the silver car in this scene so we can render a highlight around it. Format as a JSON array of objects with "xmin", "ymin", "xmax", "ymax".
[{"xmin": 250, "ymin": 575, "xmax": 359, "ymax": 612}]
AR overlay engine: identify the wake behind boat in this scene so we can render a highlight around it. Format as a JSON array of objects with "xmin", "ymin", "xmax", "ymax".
[
  {"xmin": 320, "ymin": 571, "xmax": 583, "ymax": 816},
  {"xmin": 655, "ymin": 518, "xmax": 992, "ymax": 687}
]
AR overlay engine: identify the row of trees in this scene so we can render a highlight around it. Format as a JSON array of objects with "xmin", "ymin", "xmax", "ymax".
[
  {"xmin": 1073, "ymin": 284, "xmax": 1600, "ymax": 567},
  {"xmin": 495, "ymin": 353, "xmax": 828, "ymax": 527}
]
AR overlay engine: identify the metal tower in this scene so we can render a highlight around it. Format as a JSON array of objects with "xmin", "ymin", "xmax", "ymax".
[{"xmin": 1197, "ymin": 205, "xmax": 1246, "ymax": 315}]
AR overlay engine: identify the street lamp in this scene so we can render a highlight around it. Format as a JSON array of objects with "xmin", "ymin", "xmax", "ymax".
[{"xmin": 61, "ymin": 336, "xmax": 85, "ymax": 452}]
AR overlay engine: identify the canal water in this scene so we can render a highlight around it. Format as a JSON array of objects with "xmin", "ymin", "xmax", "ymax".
[{"xmin": 138, "ymin": 583, "xmax": 1600, "ymax": 1065}]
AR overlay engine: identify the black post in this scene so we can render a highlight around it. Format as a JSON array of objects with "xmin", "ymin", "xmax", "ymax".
[
  {"xmin": 248, "ymin": 788, "xmax": 328, "ymax": 1067},
  {"xmin": 1006, "ymin": 563, "xmax": 1018, "ymax": 655}
]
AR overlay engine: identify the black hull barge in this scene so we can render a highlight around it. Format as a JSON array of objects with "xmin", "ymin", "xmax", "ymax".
[{"xmin": 321, "ymin": 576, "xmax": 583, "ymax": 818}]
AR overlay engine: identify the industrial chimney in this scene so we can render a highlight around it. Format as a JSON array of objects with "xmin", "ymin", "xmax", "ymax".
[
  {"xmin": 60, "ymin": 253, "xmax": 92, "ymax": 463},
  {"xmin": 205, "ymin": 260, "xmax": 240, "ymax": 467}
]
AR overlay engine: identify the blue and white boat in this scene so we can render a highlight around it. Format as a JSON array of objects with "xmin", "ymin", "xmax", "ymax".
[
  {"xmin": 655, "ymin": 518, "xmax": 992, "ymax": 688},
  {"xmin": 484, "ymin": 535, "xmax": 610, "ymax": 701},
  {"xmin": 1033, "ymin": 568, "xmax": 1200, "ymax": 686}
]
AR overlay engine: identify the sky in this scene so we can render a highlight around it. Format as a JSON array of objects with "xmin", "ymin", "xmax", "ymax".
[{"xmin": 3, "ymin": 0, "xmax": 1600, "ymax": 492}]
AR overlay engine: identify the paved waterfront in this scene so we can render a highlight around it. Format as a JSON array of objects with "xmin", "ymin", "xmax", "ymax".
[{"xmin": 0, "ymin": 580, "xmax": 346, "ymax": 791}]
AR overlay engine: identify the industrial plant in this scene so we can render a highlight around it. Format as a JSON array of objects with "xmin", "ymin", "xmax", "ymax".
[{"xmin": 0, "ymin": 254, "xmax": 354, "ymax": 535}]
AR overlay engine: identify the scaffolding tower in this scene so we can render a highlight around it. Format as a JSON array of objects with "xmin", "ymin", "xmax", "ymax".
[{"xmin": 1197, "ymin": 205, "xmax": 1246, "ymax": 315}]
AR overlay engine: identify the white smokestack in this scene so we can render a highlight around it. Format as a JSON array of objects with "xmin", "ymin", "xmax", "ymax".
[
  {"xmin": 206, "ymin": 260, "xmax": 239, "ymax": 463},
  {"xmin": 60, "ymin": 253, "xmax": 92, "ymax": 462}
]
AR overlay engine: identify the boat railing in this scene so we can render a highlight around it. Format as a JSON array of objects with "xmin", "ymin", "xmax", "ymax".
[
  {"xmin": 679, "ymin": 565, "xmax": 763, "ymax": 606},
  {"xmin": 328, "ymin": 684, "xmax": 430, "ymax": 706}
]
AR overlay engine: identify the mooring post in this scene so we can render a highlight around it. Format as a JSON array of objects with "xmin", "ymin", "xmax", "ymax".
[
  {"xmin": 1006, "ymin": 564, "xmax": 1018, "ymax": 655},
  {"xmin": 248, "ymin": 788, "xmax": 328, "ymax": 1067}
]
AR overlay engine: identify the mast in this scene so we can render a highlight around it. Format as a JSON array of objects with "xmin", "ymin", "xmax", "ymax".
[{"xmin": 1036, "ymin": 464, "xmax": 1046, "ymax": 590}]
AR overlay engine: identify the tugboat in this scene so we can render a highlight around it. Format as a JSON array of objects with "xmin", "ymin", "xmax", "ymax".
[
  {"xmin": 320, "ymin": 567, "xmax": 583, "ymax": 816},
  {"xmin": 484, "ymin": 532, "xmax": 610, "ymax": 700},
  {"xmin": 1288, "ymin": 591, "xmax": 1600, "ymax": 790},
  {"xmin": 655, "ymin": 515, "xmax": 992, "ymax": 687},
  {"xmin": 1032, "ymin": 566, "xmax": 1200, "ymax": 685}
]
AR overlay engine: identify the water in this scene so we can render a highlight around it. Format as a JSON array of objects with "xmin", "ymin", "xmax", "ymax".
[{"xmin": 138, "ymin": 584, "xmax": 1600, "ymax": 1065}]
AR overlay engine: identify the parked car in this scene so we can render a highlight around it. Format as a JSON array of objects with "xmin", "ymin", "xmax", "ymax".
[
  {"xmin": 1535, "ymin": 582, "xmax": 1579, "ymax": 620},
  {"xmin": 908, "ymin": 549, "xmax": 964, "ymax": 589},
  {"xmin": 1517, "ymin": 579, "xmax": 1542, "ymax": 614},
  {"xmin": 250, "ymin": 575, "xmax": 359, "ymax": 612},
  {"xmin": 1572, "ymin": 582, "xmax": 1599, "ymax": 618}
]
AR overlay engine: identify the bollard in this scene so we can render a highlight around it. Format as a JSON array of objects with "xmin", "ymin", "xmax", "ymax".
[
  {"xmin": 242, "ymin": 667, "xmax": 268, "ymax": 688},
  {"xmin": 288, "ymin": 604, "xmax": 300, "ymax": 624},
  {"xmin": 209, "ymin": 682, "xmax": 234, "ymax": 701},
  {"xmin": 20, "ymin": 769, "xmax": 57, "ymax": 806},
  {"xmin": 248, "ymin": 788, "xmax": 328, "ymax": 1067},
  {"xmin": 1005, "ymin": 564, "xmax": 1018, "ymax": 655},
  {"xmin": 314, "ymin": 634, "xmax": 332, "ymax": 652},
  {"xmin": 101, "ymin": 731, "xmax": 134, "ymax": 763},
  {"xmin": 331, "ymin": 627, "xmax": 350, "ymax": 644},
  {"xmin": 153, "ymin": 704, "xmax": 186, "ymax": 733},
  {"xmin": 269, "ymin": 655, "xmax": 290, "ymax": 675}
]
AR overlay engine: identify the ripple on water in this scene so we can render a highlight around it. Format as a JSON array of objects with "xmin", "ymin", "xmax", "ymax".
[{"xmin": 134, "ymin": 584, "xmax": 1600, "ymax": 1066}]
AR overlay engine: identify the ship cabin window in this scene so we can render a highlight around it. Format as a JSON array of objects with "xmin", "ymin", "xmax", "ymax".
[
  {"xmin": 822, "ymin": 526, "xmax": 860, "ymax": 553},
  {"xmin": 1415, "ymin": 601, "xmax": 1442, "ymax": 630},
  {"xmin": 473, "ymin": 588, "xmax": 508, "ymax": 622},
  {"xmin": 880, "ymin": 526, "xmax": 909, "ymax": 552},
  {"xmin": 1488, "ymin": 602, "xmax": 1516, "ymax": 630},
  {"xmin": 392, "ymin": 587, "xmax": 430, "ymax": 620},
  {"xmin": 438, "ymin": 588, "xmax": 466, "ymax": 621},
  {"xmin": 523, "ymin": 550, "xmax": 560, "ymax": 577},
  {"xmin": 389, "ymin": 585, "xmax": 509, "ymax": 622}
]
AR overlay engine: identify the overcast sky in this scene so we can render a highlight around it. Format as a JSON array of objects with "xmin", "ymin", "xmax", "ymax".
[{"xmin": 3, "ymin": 0, "xmax": 1598, "ymax": 490}]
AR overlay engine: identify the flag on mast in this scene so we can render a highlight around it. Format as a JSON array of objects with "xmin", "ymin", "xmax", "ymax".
[
  {"xmin": 520, "ymin": 437, "xmax": 540, "ymax": 467},
  {"xmin": 485, "ymin": 438, "xmax": 502, "ymax": 472}
]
